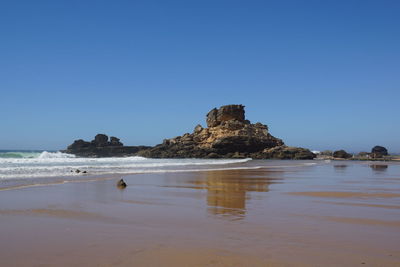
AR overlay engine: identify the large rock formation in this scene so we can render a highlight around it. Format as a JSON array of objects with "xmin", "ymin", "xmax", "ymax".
[
  {"xmin": 138, "ymin": 105, "xmax": 315, "ymax": 159},
  {"xmin": 64, "ymin": 134, "xmax": 150, "ymax": 157}
]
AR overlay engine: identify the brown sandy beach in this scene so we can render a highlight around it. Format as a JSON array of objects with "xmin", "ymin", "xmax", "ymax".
[{"xmin": 0, "ymin": 162, "xmax": 399, "ymax": 266}]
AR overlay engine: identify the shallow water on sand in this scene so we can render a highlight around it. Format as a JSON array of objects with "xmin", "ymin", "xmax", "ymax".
[{"xmin": 0, "ymin": 160, "xmax": 399, "ymax": 266}]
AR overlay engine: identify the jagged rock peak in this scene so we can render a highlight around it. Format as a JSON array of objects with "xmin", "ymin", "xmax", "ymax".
[
  {"xmin": 110, "ymin": 136, "xmax": 123, "ymax": 146},
  {"xmin": 206, "ymin": 104, "xmax": 246, "ymax": 127},
  {"xmin": 90, "ymin": 134, "xmax": 124, "ymax": 147},
  {"xmin": 92, "ymin": 134, "xmax": 109, "ymax": 146}
]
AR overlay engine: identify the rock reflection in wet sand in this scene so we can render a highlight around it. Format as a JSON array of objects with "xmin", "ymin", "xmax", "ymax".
[
  {"xmin": 370, "ymin": 164, "xmax": 388, "ymax": 172},
  {"xmin": 189, "ymin": 169, "xmax": 279, "ymax": 219}
]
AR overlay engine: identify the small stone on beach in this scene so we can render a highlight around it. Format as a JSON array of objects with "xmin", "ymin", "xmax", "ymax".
[{"xmin": 117, "ymin": 179, "xmax": 127, "ymax": 189}]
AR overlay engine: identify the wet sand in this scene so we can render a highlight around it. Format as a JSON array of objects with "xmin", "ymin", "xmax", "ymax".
[
  {"xmin": 288, "ymin": 191, "xmax": 400, "ymax": 198},
  {"xmin": 0, "ymin": 161, "xmax": 399, "ymax": 266}
]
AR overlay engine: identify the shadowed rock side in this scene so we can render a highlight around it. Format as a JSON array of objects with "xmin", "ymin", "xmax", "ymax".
[
  {"xmin": 64, "ymin": 134, "xmax": 151, "ymax": 157},
  {"xmin": 138, "ymin": 105, "xmax": 315, "ymax": 159}
]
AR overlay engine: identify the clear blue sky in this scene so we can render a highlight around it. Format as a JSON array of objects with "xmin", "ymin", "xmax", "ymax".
[{"xmin": 1, "ymin": 0, "xmax": 399, "ymax": 153}]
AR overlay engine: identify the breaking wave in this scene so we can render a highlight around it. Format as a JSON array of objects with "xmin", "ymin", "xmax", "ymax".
[
  {"xmin": 0, "ymin": 151, "xmax": 74, "ymax": 159},
  {"xmin": 0, "ymin": 151, "xmax": 253, "ymax": 179},
  {"xmin": 37, "ymin": 151, "xmax": 76, "ymax": 159}
]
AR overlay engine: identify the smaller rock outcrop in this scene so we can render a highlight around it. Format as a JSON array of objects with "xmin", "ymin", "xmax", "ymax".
[
  {"xmin": 64, "ymin": 134, "xmax": 150, "ymax": 157},
  {"xmin": 333, "ymin": 150, "xmax": 352, "ymax": 159},
  {"xmin": 371, "ymin": 146, "xmax": 388, "ymax": 158}
]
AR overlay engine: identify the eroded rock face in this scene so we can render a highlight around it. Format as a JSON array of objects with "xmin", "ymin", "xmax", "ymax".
[
  {"xmin": 93, "ymin": 134, "xmax": 109, "ymax": 146},
  {"xmin": 139, "ymin": 105, "xmax": 314, "ymax": 159},
  {"xmin": 110, "ymin": 136, "xmax": 123, "ymax": 146},
  {"xmin": 206, "ymin": 105, "xmax": 245, "ymax": 127}
]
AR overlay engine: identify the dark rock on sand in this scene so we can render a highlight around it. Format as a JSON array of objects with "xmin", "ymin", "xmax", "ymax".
[
  {"xmin": 138, "ymin": 105, "xmax": 315, "ymax": 159},
  {"xmin": 371, "ymin": 146, "xmax": 388, "ymax": 158},
  {"xmin": 117, "ymin": 179, "xmax": 127, "ymax": 188},
  {"xmin": 333, "ymin": 150, "xmax": 353, "ymax": 159},
  {"xmin": 251, "ymin": 146, "xmax": 316, "ymax": 160}
]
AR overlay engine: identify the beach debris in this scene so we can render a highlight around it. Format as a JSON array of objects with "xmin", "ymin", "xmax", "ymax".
[{"xmin": 117, "ymin": 179, "xmax": 127, "ymax": 189}]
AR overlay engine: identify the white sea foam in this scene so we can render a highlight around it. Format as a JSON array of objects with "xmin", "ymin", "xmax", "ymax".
[
  {"xmin": 0, "ymin": 151, "xmax": 254, "ymax": 179},
  {"xmin": 37, "ymin": 151, "xmax": 76, "ymax": 159}
]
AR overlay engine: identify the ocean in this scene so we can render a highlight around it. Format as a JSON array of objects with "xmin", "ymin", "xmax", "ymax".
[
  {"xmin": 0, "ymin": 150, "xmax": 255, "ymax": 179},
  {"xmin": 0, "ymin": 150, "xmax": 319, "ymax": 190},
  {"xmin": 1, "ymin": 151, "xmax": 399, "ymax": 265}
]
